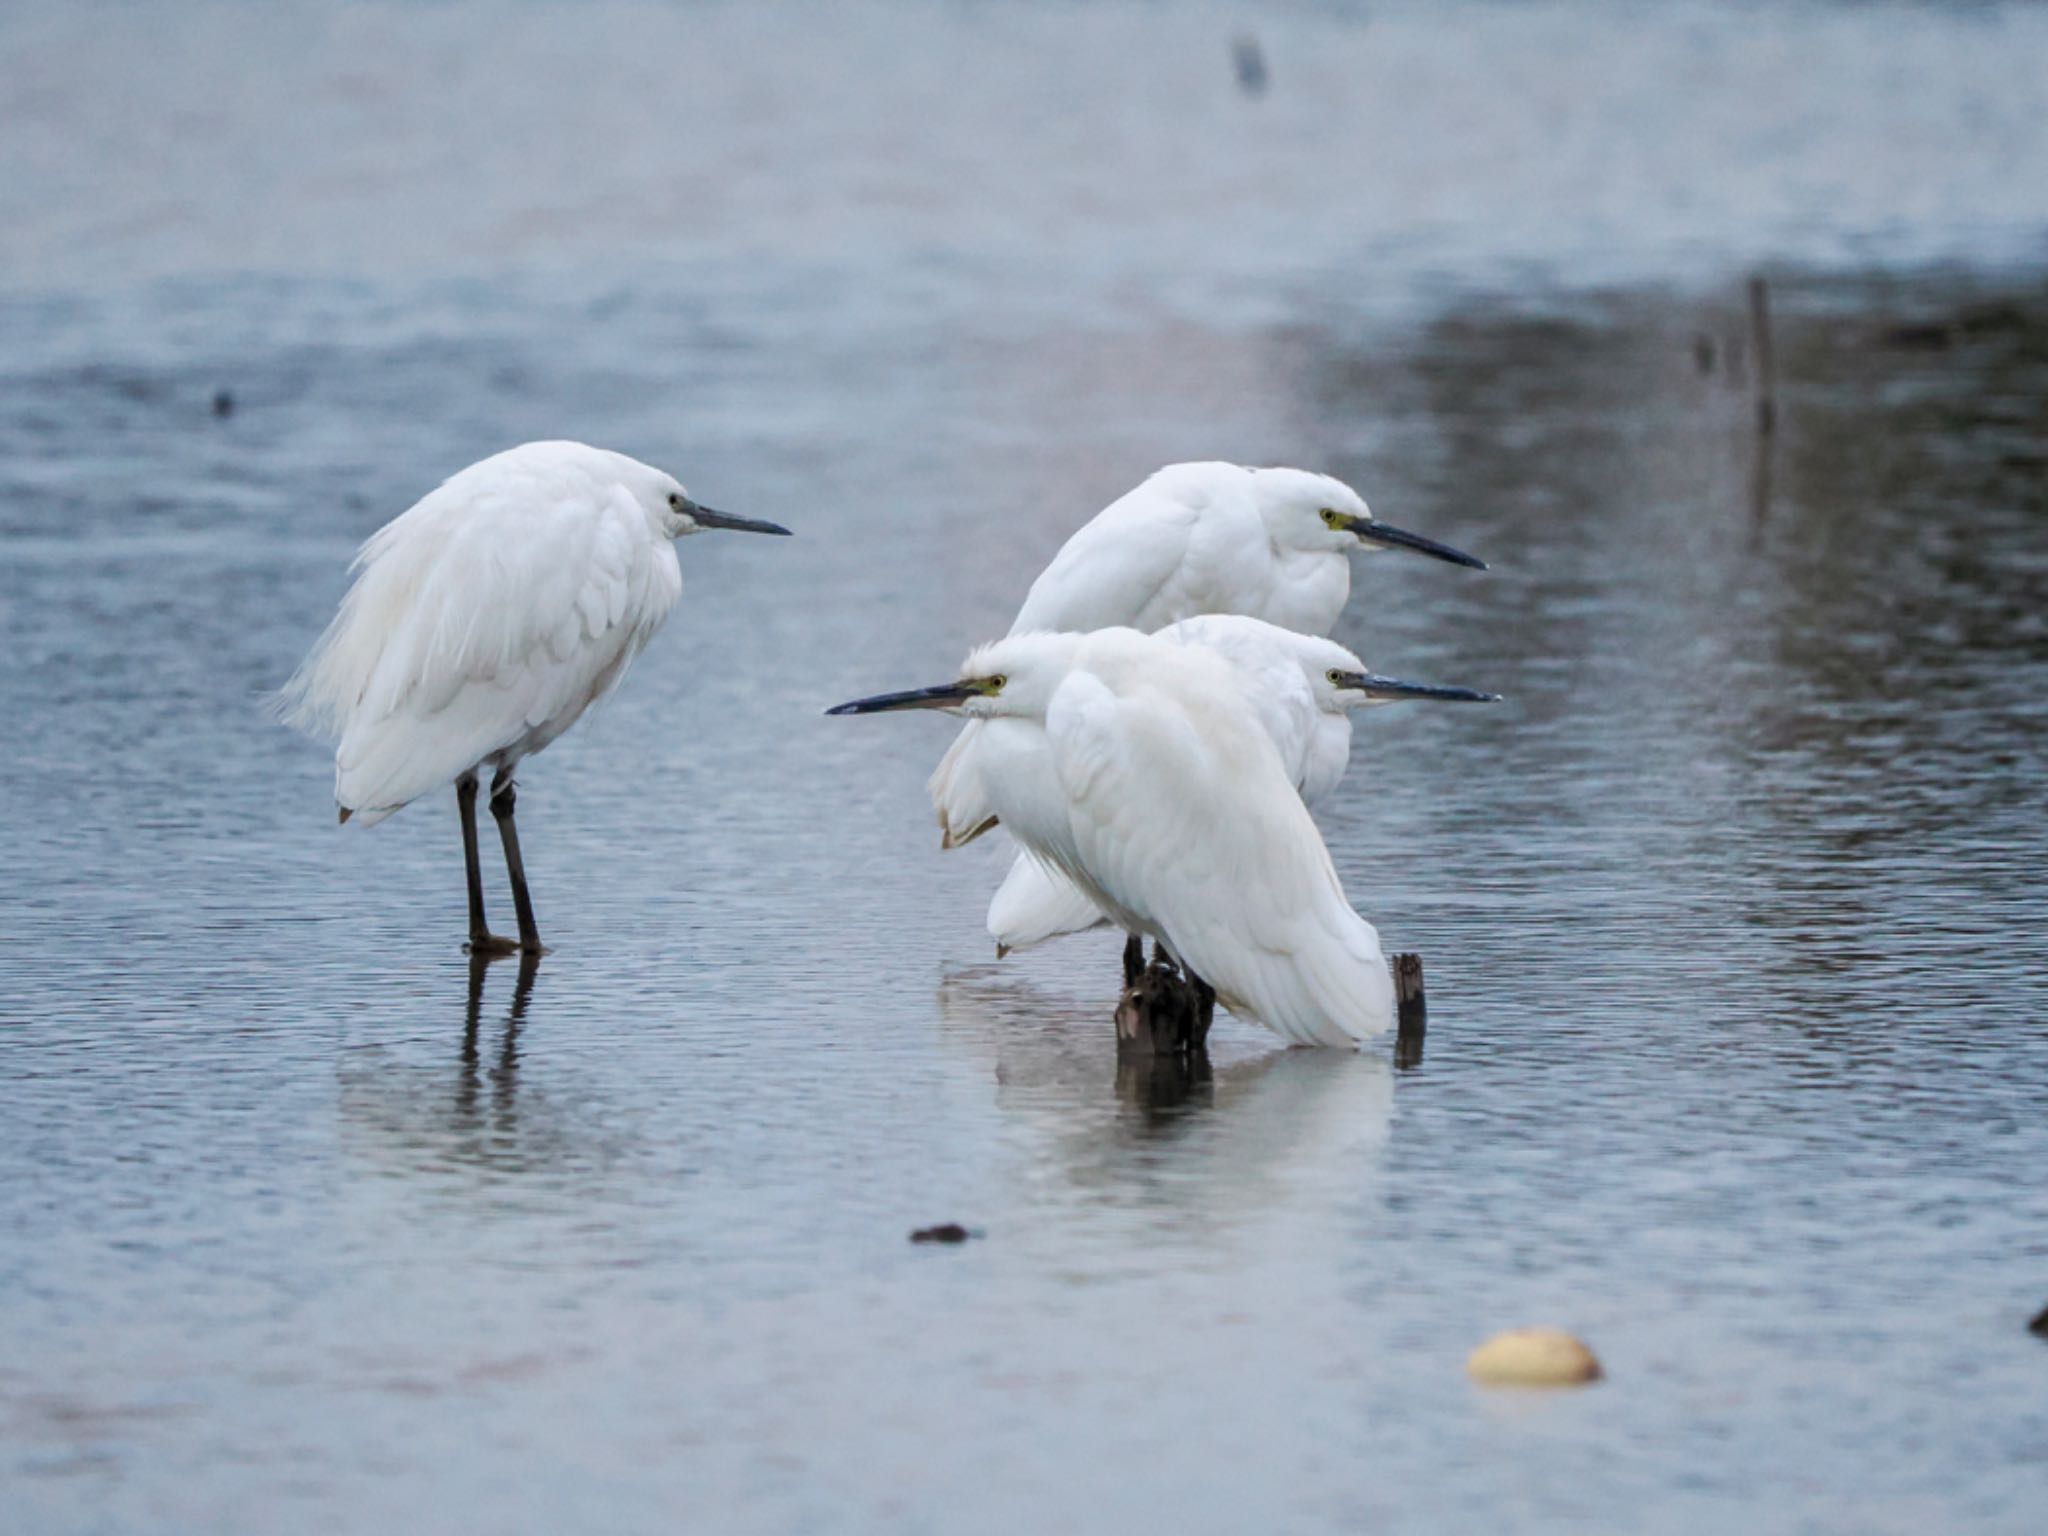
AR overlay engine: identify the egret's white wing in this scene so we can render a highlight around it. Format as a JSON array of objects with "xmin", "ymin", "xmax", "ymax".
[
  {"xmin": 1045, "ymin": 649, "xmax": 1392, "ymax": 1047},
  {"xmin": 285, "ymin": 451, "xmax": 681, "ymax": 823},
  {"xmin": 1008, "ymin": 467, "xmax": 1236, "ymax": 635},
  {"xmin": 986, "ymin": 849, "xmax": 1110, "ymax": 954}
]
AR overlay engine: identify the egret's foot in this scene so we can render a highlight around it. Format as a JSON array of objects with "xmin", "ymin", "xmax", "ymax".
[{"xmin": 465, "ymin": 932, "xmax": 522, "ymax": 958}]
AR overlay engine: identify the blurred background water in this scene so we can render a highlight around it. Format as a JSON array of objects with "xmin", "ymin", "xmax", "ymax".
[{"xmin": 2, "ymin": 2, "xmax": 2046, "ymax": 1532}]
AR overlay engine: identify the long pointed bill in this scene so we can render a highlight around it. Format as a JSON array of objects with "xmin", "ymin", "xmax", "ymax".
[
  {"xmin": 1333, "ymin": 671, "xmax": 1502, "ymax": 704},
  {"xmin": 826, "ymin": 682, "xmax": 977, "ymax": 716},
  {"xmin": 1352, "ymin": 518, "xmax": 1486, "ymax": 569},
  {"xmin": 687, "ymin": 500, "xmax": 793, "ymax": 536}
]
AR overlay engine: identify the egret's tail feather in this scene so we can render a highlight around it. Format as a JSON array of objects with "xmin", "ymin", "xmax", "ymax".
[
  {"xmin": 1220, "ymin": 911, "xmax": 1392, "ymax": 1047},
  {"xmin": 930, "ymin": 720, "xmax": 1000, "ymax": 851},
  {"xmin": 987, "ymin": 851, "xmax": 1109, "ymax": 953}
]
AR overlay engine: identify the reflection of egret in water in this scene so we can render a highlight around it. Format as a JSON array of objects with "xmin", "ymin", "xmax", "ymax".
[
  {"xmin": 936, "ymin": 967, "xmax": 1393, "ymax": 1238},
  {"xmin": 338, "ymin": 954, "xmax": 622, "ymax": 1187},
  {"xmin": 454, "ymin": 951, "xmax": 537, "ymax": 1139}
]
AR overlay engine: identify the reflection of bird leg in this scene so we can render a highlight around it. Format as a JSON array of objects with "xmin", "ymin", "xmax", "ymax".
[
  {"xmin": 489, "ymin": 768, "xmax": 546, "ymax": 954},
  {"xmin": 457, "ymin": 950, "xmax": 490, "ymax": 1119},
  {"xmin": 462, "ymin": 951, "xmax": 488, "ymax": 1059},
  {"xmin": 459, "ymin": 774, "xmax": 519, "ymax": 956},
  {"xmin": 509, "ymin": 948, "xmax": 540, "ymax": 1020},
  {"xmin": 493, "ymin": 949, "xmax": 535, "ymax": 1120}
]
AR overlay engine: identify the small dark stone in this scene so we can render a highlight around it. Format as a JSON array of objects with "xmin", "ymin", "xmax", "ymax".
[
  {"xmin": 211, "ymin": 389, "xmax": 235, "ymax": 417},
  {"xmin": 910, "ymin": 1223, "xmax": 974, "ymax": 1245},
  {"xmin": 2028, "ymin": 1301, "xmax": 2048, "ymax": 1337}
]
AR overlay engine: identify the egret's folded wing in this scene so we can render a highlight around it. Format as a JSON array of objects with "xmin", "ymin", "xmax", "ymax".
[
  {"xmin": 1040, "ymin": 666, "xmax": 1234, "ymax": 936},
  {"xmin": 291, "ymin": 463, "xmax": 680, "ymax": 821},
  {"xmin": 1008, "ymin": 478, "xmax": 1201, "ymax": 635},
  {"xmin": 1048, "ymin": 665, "xmax": 1390, "ymax": 1046}
]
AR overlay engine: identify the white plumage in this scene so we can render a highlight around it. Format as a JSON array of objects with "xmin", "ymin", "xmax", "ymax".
[
  {"xmin": 283, "ymin": 443, "xmax": 677, "ymax": 823},
  {"xmin": 977, "ymin": 616, "xmax": 1497, "ymax": 954},
  {"xmin": 984, "ymin": 617, "xmax": 1359, "ymax": 953},
  {"xmin": 832, "ymin": 629, "xmax": 1401, "ymax": 1047},
  {"xmin": 279, "ymin": 440, "xmax": 788, "ymax": 952},
  {"xmin": 940, "ymin": 463, "xmax": 1486, "ymax": 960}
]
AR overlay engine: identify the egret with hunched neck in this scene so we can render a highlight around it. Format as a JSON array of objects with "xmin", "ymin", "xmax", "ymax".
[{"xmin": 279, "ymin": 440, "xmax": 790, "ymax": 955}]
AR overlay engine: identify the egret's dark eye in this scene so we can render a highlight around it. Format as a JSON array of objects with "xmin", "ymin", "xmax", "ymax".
[
  {"xmin": 989, "ymin": 674, "xmax": 1008, "ymax": 691},
  {"xmin": 1327, "ymin": 669, "xmax": 1344, "ymax": 685},
  {"xmin": 1320, "ymin": 508, "xmax": 1344, "ymax": 529},
  {"xmin": 668, "ymin": 492, "xmax": 685, "ymax": 511}
]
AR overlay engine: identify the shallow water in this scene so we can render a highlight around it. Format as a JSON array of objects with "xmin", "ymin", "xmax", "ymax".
[{"xmin": 4, "ymin": 3, "xmax": 2048, "ymax": 1532}]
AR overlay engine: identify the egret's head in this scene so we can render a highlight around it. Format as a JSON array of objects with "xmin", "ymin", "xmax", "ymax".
[
  {"xmin": 1251, "ymin": 466, "xmax": 1486, "ymax": 570},
  {"xmin": 652, "ymin": 473, "xmax": 792, "ymax": 540},
  {"xmin": 826, "ymin": 633, "xmax": 1085, "ymax": 721}
]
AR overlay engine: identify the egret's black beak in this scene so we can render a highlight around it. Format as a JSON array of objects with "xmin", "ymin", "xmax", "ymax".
[
  {"xmin": 826, "ymin": 682, "xmax": 976, "ymax": 716},
  {"xmin": 1332, "ymin": 671, "xmax": 1501, "ymax": 704},
  {"xmin": 687, "ymin": 500, "xmax": 793, "ymax": 536},
  {"xmin": 1349, "ymin": 517, "xmax": 1486, "ymax": 570}
]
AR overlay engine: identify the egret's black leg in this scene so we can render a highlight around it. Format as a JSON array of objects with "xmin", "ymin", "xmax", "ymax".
[
  {"xmin": 489, "ymin": 767, "xmax": 545, "ymax": 954},
  {"xmin": 1123, "ymin": 933, "xmax": 1145, "ymax": 987},
  {"xmin": 459, "ymin": 773, "xmax": 517, "ymax": 956},
  {"xmin": 1188, "ymin": 972, "xmax": 1217, "ymax": 1050}
]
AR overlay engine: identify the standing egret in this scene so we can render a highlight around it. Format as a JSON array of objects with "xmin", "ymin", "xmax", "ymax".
[
  {"xmin": 979, "ymin": 614, "xmax": 1499, "ymax": 955},
  {"xmin": 830, "ymin": 629, "xmax": 1402, "ymax": 1047},
  {"xmin": 938, "ymin": 461, "xmax": 1488, "ymax": 954},
  {"xmin": 278, "ymin": 440, "xmax": 790, "ymax": 954}
]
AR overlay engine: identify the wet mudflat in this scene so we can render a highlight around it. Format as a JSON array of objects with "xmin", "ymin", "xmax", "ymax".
[{"xmin": 3, "ymin": 3, "xmax": 2047, "ymax": 1532}]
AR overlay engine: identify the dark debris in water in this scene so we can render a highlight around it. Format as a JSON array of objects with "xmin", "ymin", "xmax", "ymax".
[
  {"xmin": 909, "ymin": 1223, "xmax": 977, "ymax": 1245},
  {"xmin": 2028, "ymin": 1301, "xmax": 2048, "ymax": 1338}
]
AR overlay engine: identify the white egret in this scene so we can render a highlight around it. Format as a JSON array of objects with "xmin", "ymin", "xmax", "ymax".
[
  {"xmin": 978, "ymin": 615, "xmax": 1498, "ymax": 955},
  {"xmin": 278, "ymin": 440, "xmax": 790, "ymax": 954},
  {"xmin": 830, "ymin": 628, "xmax": 1403, "ymax": 1047},
  {"xmin": 1009, "ymin": 461, "xmax": 1486, "ymax": 638},
  {"xmin": 937, "ymin": 461, "xmax": 1487, "ymax": 955}
]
